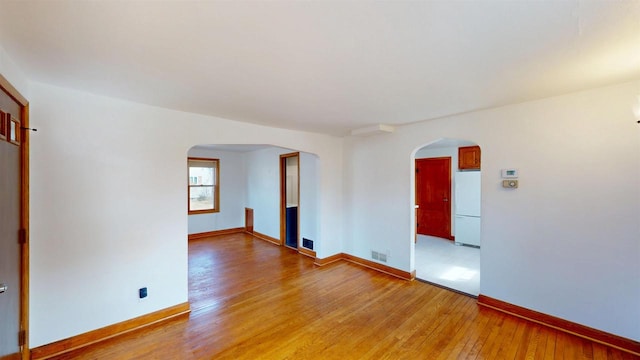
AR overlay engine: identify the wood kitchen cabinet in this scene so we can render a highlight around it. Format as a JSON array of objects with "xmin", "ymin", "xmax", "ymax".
[{"xmin": 458, "ymin": 145, "xmax": 481, "ymax": 170}]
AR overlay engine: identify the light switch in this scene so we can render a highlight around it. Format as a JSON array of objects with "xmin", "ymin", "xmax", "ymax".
[{"xmin": 502, "ymin": 180, "xmax": 518, "ymax": 188}]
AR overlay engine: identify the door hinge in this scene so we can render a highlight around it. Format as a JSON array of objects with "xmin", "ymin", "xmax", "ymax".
[
  {"xmin": 18, "ymin": 330, "xmax": 26, "ymax": 346},
  {"xmin": 18, "ymin": 228, "xmax": 27, "ymax": 244}
]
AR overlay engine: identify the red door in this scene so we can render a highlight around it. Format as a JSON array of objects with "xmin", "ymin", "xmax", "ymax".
[
  {"xmin": 0, "ymin": 96, "xmax": 23, "ymax": 358},
  {"xmin": 416, "ymin": 158, "xmax": 452, "ymax": 240}
]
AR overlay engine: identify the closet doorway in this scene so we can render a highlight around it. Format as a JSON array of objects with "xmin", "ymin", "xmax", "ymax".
[{"xmin": 280, "ymin": 153, "xmax": 299, "ymax": 249}]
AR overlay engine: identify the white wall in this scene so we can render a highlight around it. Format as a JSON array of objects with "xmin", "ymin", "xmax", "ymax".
[
  {"xmin": 344, "ymin": 80, "xmax": 640, "ymax": 340},
  {"xmin": 187, "ymin": 147, "xmax": 246, "ymax": 234},
  {"xmin": 245, "ymin": 147, "xmax": 290, "ymax": 239},
  {"xmin": 0, "ymin": 44, "xmax": 30, "ymax": 99},
  {"xmin": 28, "ymin": 82, "xmax": 344, "ymax": 347},
  {"xmin": 241, "ymin": 148, "xmax": 320, "ymax": 250},
  {"xmin": 415, "ymin": 146, "xmax": 458, "ymax": 162},
  {"xmin": 299, "ymin": 152, "xmax": 319, "ymax": 250},
  {"xmin": 29, "ymin": 84, "xmax": 189, "ymax": 347}
]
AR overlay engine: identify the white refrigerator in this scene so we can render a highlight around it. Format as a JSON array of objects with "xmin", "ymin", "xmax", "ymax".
[{"xmin": 454, "ymin": 171, "xmax": 481, "ymax": 247}]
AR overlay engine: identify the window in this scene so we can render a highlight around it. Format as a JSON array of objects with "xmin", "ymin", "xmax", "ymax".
[{"xmin": 188, "ymin": 157, "xmax": 219, "ymax": 214}]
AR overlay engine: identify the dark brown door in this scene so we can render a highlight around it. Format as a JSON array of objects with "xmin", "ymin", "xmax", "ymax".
[
  {"xmin": 0, "ymin": 97, "xmax": 22, "ymax": 358},
  {"xmin": 416, "ymin": 157, "xmax": 452, "ymax": 239}
]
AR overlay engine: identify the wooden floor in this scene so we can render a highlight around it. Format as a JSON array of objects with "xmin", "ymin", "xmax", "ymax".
[{"xmin": 53, "ymin": 233, "xmax": 637, "ymax": 359}]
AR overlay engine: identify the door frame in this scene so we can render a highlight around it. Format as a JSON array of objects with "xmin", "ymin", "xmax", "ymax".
[
  {"xmin": 279, "ymin": 152, "xmax": 300, "ymax": 249},
  {"xmin": 245, "ymin": 208, "xmax": 254, "ymax": 234},
  {"xmin": 0, "ymin": 73, "xmax": 30, "ymax": 360}
]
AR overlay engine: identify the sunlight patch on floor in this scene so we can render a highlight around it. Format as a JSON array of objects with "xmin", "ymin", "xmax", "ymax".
[
  {"xmin": 415, "ymin": 235, "xmax": 480, "ymax": 295},
  {"xmin": 439, "ymin": 266, "xmax": 478, "ymax": 282}
]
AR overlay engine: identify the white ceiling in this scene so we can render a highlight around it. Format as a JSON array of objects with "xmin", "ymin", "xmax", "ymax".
[
  {"xmin": 191, "ymin": 144, "xmax": 274, "ymax": 153},
  {"xmin": 0, "ymin": 1, "xmax": 638, "ymax": 136}
]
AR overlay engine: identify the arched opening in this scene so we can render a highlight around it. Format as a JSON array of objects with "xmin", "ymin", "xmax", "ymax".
[
  {"xmin": 186, "ymin": 144, "xmax": 320, "ymax": 308},
  {"xmin": 186, "ymin": 144, "xmax": 319, "ymax": 248},
  {"xmin": 412, "ymin": 138, "xmax": 481, "ymax": 296}
]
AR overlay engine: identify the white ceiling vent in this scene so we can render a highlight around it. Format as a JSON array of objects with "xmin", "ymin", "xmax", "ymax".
[{"xmin": 350, "ymin": 124, "xmax": 395, "ymax": 137}]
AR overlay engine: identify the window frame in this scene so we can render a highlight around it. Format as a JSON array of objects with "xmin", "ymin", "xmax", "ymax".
[{"xmin": 188, "ymin": 157, "xmax": 220, "ymax": 214}]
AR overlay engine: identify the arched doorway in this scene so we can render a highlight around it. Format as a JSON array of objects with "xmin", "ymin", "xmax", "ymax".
[
  {"xmin": 186, "ymin": 144, "xmax": 320, "ymax": 309},
  {"xmin": 412, "ymin": 138, "xmax": 481, "ymax": 296},
  {"xmin": 186, "ymin": 144, "xmax": 319, "ymax": 253}
]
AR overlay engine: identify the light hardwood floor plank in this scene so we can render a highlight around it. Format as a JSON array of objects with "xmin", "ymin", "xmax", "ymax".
[{"xmin": 48, "ymin": 233, "xmax": 638, "ymax": 359}]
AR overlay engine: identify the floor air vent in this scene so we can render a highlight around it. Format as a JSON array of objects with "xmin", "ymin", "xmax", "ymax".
[
  {"xmin": 372, "ymin": 251, "xmax": 387, "ymax": 262},
  {"xmin": 302, "ymin": 238, "xmax": 314, "ymax": 250}
]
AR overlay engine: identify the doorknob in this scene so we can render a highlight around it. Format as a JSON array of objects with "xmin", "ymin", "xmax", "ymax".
[
  {"xmin": 443, "ymin": 198, "xmax": 449, "ymax": 202},
  {"xmin": 0, "ymin": 284, "xmax": 7, "ymax": 293}
]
